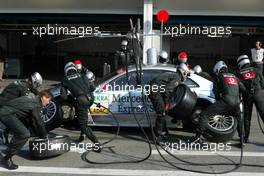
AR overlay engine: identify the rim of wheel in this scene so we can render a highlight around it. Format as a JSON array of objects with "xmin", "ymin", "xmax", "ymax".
[
  {"xmin": 61, "ymin": 104, "xmax": 75, "ymax": 120},
  {"xmin": 41, "ymin": 101, "xmax": 57, "ymax": 123},
  {"xmin": 208, "ymin": 115, "xmax": 235, "ymax": 132}
]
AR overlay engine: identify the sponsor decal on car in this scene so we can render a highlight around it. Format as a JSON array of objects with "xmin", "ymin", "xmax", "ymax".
[{"xmin": 90, "ymin": 93, "xmax": 110, "ymax": 115}]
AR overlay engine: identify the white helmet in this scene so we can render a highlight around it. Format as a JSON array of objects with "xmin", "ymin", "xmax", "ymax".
[
  {"xmin": 159, "ymin": 50, "xmax": 169, "ymax": 64},
  {"xmin": 237, "ymin": 55, "xmax": 250, "ymax": 69},
  {"xmin": 159, "ymin": 50, "xmax": 168, "ymax": 59},
  {"xmin": 177, "ymin": 63, "xmax": 190, "ymax": 79},
  {"xmin": 30, "ymin": 72, "xmax": 43, "ymax": 89},
  {"xmin": 193, "ymin": 65, "xmax": 202, "ymax": 74},
  {"xmin": 213, "ymin": 61, "xmax": 228, "ymax": 75},
  {"xmin": 64, "ymin": 62, "xmax": 77, "ymax": 76},
  {"xmin": 121, "ymin": 40, "xmax": 128, "ymax": 46},
  {"xmin": 121, "ymin": 40, "xmax": 128, "ymax": 50},
  {"xmin": 86, "ymin": 71, "xmax": 95, "ymax": 82}
]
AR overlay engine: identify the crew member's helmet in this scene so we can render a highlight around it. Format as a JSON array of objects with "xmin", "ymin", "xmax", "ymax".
[
  {"xmin": 237, "ymin": 55, "xmax": 250, "ymax": 69},
  {"xmin": 64, "ymin": 62, "xmax": 77, "ymax": 76},
  {"xmin": 121, "ymin": 40, "xmax": 128, "ymax": 50},
  {"xmin": 193, "ymin": 65, "xmax": 202, "ymax": 74},
  {"xmin": 30, "ymin": 72, "xmax": 43, "ymax": 89},
  {"xmin": 159, "ymin": 50, "xmax": 169, "ymax": 64},
  {"xmin": 178, "ymin": 52, "xmax": 188, "ymax": 63},
  {"xmin": 74, "ymin": 59, "xmax": 82, "ymax": 70},
  {"xmin": 86, "ymin": 71, "xmax": 95, "ymax": 82},
  {"xmin": 213, "ymin": 61, "xmax": 228, "ymax": 75}
]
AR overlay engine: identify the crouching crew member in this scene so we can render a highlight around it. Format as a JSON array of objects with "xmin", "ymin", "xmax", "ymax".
[
  {"xmin": 61, "ymin": 62, "xmax": 101, "ymax": 152},
  {"xmin": 149, "ymin": 63, "xmax": 190, "ymax": 137},
  {"xmin": 236, "ymin": 55, "xmax": 264, "ymax": 143},
  {"xmin": 0, "ymin": 90, "xmax": 51, "ymax": 170},
  {"xmin": 0, "ymin": 72, "xmax": 43, "ymax": 144},
  {"xmin": 0, "ymin": 72, "xmax": 43, "ymax": 106},
  {"xmin": 196, "ymin": 61, "xmax": 245, "ymax": 142}
]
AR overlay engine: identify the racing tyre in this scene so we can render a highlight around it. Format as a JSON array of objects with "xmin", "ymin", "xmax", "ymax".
[
  {"xmin": 203, "ymin": 114, "xmax": 237, "ymax": 143},
  {"xmin": 41, "ymin": 99, "xmax": 63, "ymax": 131},
  {"xmin": 168, "ymin": 84, "xmax": 197, "ymax": 119},
  {"xmin": 29, "ymin": 135, "xmax": 70, "ymax": 159}
]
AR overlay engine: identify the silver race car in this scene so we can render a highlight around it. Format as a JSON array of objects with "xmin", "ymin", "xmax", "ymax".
[{"xmin": 42, "ymin": 64, "xmax": 240, "ymax": 142}]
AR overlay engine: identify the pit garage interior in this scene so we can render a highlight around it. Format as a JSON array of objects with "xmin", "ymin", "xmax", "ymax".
[{"xmin": 0, "ymin": 0, "xmax": 263, "ymax": 79}]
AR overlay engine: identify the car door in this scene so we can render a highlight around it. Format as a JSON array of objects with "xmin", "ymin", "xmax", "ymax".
[{"xmin": 105, "ymin": 69, "xmax": 168, "ymax": 126}]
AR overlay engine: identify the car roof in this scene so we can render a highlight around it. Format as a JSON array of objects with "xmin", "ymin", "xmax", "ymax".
[
  {"xmin": 98, "ymin": 64, "xmax": 176, "ymax": 85},
  {"xmin": 127, "ymin": 64, "xmax": 176, "ymax": 71}
]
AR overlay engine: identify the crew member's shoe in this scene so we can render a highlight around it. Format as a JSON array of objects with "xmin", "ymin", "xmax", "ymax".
[
  {"xmin": 155, "ymin": 114, "xmax": 167, "ymax": 137},
  {"xmin": 244, "ymin": 138, "xmax": 249, "ymax": 144},
  {"xmin": 238, "ymin": 142, "xmax": 245, "ymax": 148},
  {"xmin": 191, "ymin": 133, "xmax": 206, "ymax": 146},
  {"xmin": 93, "ymin": 141, "xmax": 102, "ymax": 153},
  {"xmin": 1, "ymin": 157, "xmax": 18, "ymax": 170},
  {"xmin": 237, "ymin": 137, "xmax": 248, "ymax": 148},
  {"xmin": 78, "ymin": 134, "xmax": 85, "ymax": 143}
]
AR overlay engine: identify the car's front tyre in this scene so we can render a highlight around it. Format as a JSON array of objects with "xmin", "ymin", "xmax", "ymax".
[{"xmin": 41, "ymin": 99, "xmax": 63, "ymax": 131}]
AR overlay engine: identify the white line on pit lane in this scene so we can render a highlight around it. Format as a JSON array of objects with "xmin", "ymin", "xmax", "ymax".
[
  {"xmin": 1, "ymin": 145, "xmax": 264, "ymax": 157},
  {"xmin": 68, "ymin": 148, "xmax": 264, "ymax": 157},
  {"xmin": 151, "ymin": 150, "xmax": 264, "ymax": 157},
  {"xmin": 0, "ymin": 166, "xmax": 263, "ymax": 176}
]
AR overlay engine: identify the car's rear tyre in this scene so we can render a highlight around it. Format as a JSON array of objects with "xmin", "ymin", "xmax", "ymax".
[
  {"xmin": 203, "ymin": 115, "xmax": 237, "ymax": 143},
  {"xmin": 29, "ymin": 135, "xmax": 70, "ymax": 159}
]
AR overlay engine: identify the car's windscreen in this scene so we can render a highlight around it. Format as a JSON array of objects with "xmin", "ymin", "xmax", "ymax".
[
  {"xmin": 107, "ymin": 69, "xmax": 172, "ymax": 89},
  {"xmin": 96, "ymin": 71, "xmax": 119, "ymax": 86}
]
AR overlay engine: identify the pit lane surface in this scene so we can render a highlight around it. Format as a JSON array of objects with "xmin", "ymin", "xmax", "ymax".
[
  {"xmin": 1, "ymin": 80, "xmax": 264, "ymax": 176},
  {"xmin": 0, "ymin": 112, "xmax": 264, "ymax": 176}
]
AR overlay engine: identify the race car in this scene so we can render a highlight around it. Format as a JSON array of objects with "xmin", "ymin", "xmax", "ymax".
[{"xmin": 41, "ymin": 64, "xmax": 239, "ymax": 142}]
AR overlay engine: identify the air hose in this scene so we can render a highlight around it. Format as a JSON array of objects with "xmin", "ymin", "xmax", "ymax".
[
  {"xmin": 81, "ymin": 35, "xmax": 152, "ymax": 164},
  {"xmin": 256, "ymin": 109, "xmax": 264, "ymax": 135},
  {"xmin": 82, "ymin": 22, "xmax": 264, "ymax": 172},
  {"xmin": 134, "ymin": 30, "xmax": 245, "ymax": 174}
]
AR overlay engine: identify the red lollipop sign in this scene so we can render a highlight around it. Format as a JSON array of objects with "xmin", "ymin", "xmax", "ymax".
[{"xmin": 156, "ymin": 10, "xmax": 170, "ymax": 23}]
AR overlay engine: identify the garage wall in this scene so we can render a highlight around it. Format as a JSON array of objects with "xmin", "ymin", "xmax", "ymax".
[
  {"xmin": 170, "ymin": 36, "xmax": 241, "ymax": 72},
  {"xmin": 154, "ymin": 0, "xmax": 264, "ymax": 17},
  {"xmin": 171, "ymin": 36, "xmax": 240, "ymax": 56},
  {"xmin": 0, "ymin": 33, "xmax": 7, "ymax": 52},
  {"xmin": 0, "ymin": 0, "xmax": 263, "ymax": 17},
  {"xmin": 8, "ymin": 32, "xmax": 21, "ymax": 58},
  {"xmin": 57, "ymin": 37, "xmax": 122, "ymax": 54},
  {"xmin": 20, "ymin": 34, "xmax": 123, "ymax": 57},
  {"xmin": 0, "ymin": 0, "xmax": 143, "ymax": 14}
]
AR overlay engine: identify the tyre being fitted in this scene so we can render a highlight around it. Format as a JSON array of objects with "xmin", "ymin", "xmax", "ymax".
[
  {"xmin": 168, "ymin": 84, "xmax": 197, "ymax": 119},
  {"xmin": 203, "ymin": 114, "xmax": 237, "ymax": 143},
  {"xmin": 29, "ymin": 135, "xmax": 70, "ymax": 158}
]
